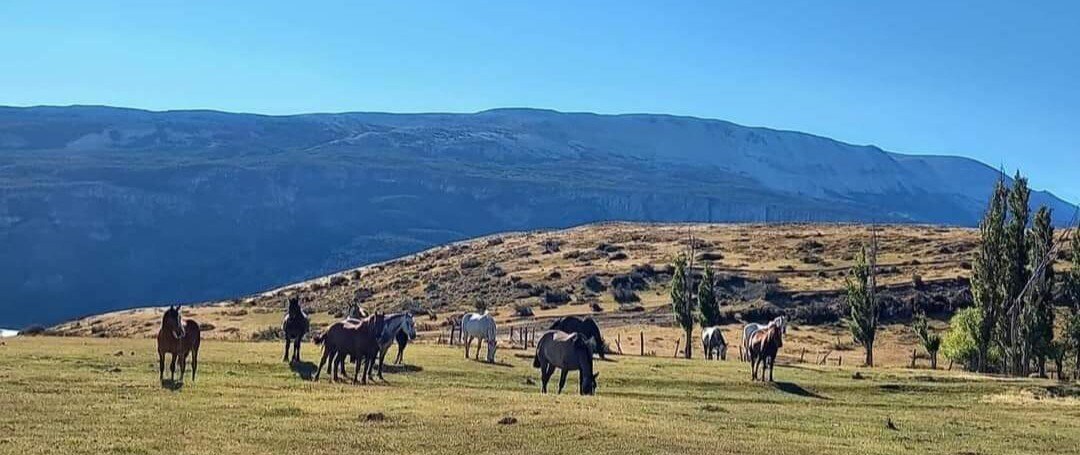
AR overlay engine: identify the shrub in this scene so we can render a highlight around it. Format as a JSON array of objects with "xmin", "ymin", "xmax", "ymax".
[
  {"xmin": 611, "ymin": 286, "xmax": 640, "ymax": 304},
  {"xmin": 543, "ymin": 289, "xmax": 572, "ymax": 305},
  {"xmin": 251, "ymin": 326, "xmax": 284, "ymax": 341},
  {"xmin": 328, "ymin": 275, "xmax": 349, "ymax": 287},
  {"xmin": 583, "ymin": 275, "xmax": 606, "ymax": 292},
  {"xmin": 941, "ymin": 307, "xmax": 998, "ymax": 371},
  {"xmin": 460, "ymin": 258, "xmax": 482, "ymax": 269},
  {"xmin": 792, "ymin": 302, "xmax": 841, "ymax": 324},
  {"xmin": 912, "ymin": 273, "xmax": 925, "ymax": 289},
  {"xmin": 513, "ymin": 304, "xmax": 534, "ymax": 317},
  {"xmin": 608, "ymin": 252, "xmax": 629, "ymax": 261},
  {"xmin": 473, "ymin": 298, "xmax": 490, "ymax": 313},
  {"xmin": 540, "ymin": 239, "xmax": 561, "ymax": 254}
]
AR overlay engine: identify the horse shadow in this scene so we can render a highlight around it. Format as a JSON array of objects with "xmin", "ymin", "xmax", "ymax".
[
  {"xmin": 475, "ymin": 359, "xmax": 515, "ymax": 368},
  {"xmin": 160, "ymin": 379, "xmax": 184, "ymax": 391},
  {"xmin": 772, "ymin": 381, "xmax": 829, "ymax": 400},
  {"xmin": 289, "ymin": 360, "xmax": 318, "ymax": 380},
  {"xmin": 380, "ymin": 364, "xmax": 424, "ymax": 374}
]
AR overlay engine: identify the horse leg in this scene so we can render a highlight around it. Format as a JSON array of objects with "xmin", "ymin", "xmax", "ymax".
[
  {"xmin": 540, "ymin": 364, "xmax": 554, "ymax": 393},
  {"xmin": 283, "ymin": 337, "xmax": 290, "ymax": 362},
  {"xmin": 557, "ymin": 369, "xmax": 570, "ymax": 394},
  {"xmin": 179, "ymin": 351, "xmax": 188, "ymax": 382},
  {"xmin": 158, "ymin": 352, "xmax": 165, "ymax": 381},
  {"xmin": 395, "ymin": 339, "xmax": 406, "ymax": 365},
  {"xmin": 315, "ymin": 347, "xmax": 329, "ymax": 382},
  {"xmin": 294, "ymin": 338, "xmax": 302, "ymax": 363},
  {"xmin": 191, "ymin": 348, "xmax": 199, "ymax": 381},
  {"xmin": 476, "ymin": 338, "xmax": 482, "ymax": 360},
  {"xmin": 463, "ymin": 336, "xmax": 470, "ymax": 359},
  {"xmin": 169, "ymin": 353, "xmax": 177, "ymax": 381},
  {"xmin": 377, "ymin": 348, "xmax": 387, "ymax": 381},
  {"xmin": 769, "ymin": 355, "xmax": 776, "ymax": 382}
]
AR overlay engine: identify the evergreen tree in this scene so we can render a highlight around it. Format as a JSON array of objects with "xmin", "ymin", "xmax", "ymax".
[
  {"xmin": 1024, "ymin": 206, "xmax": 1055, "ymax": 377},
  {"xmin": 972, "ymin": 176, "xmax": 1009, "ymax": 373},
  {"xmin": 697, "ymin": 264, "xmax": 721, "ymax": 328},
  {"xmin": 1067, "ymin": 230, "xmax": 1080, "ymax": 379},
  {"xmin": 670, "ymin": 254, "xmax": 695, "ymax": 359},
  {"xmin": 1001, "ymin": 172, "xmax": 1030, "ymax": 375},
  {"xmin": 847, "ymin": 241, "xmax": 879, "ymax": 367}
]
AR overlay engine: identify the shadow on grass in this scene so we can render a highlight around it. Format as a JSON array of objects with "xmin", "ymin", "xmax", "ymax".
[
  {"xmin": 473, "ymin": 358, "xmax": 515, "ymax": 368},
  {"xmin": 773, "ymin": 381, "xmax": 829, "ymax": 400},
  {"xmin": 160, "ymin": 379, "xmax": 184, "ymax": 391},
  {"xmin": 290, "ymin": 360, "xmax": 318, "ymax": 380},
  {"xmin": 379, "ymin": 364, "xmax": 424, "ymax": 374}
]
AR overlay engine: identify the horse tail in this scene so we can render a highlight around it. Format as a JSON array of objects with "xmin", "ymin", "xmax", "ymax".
[{"xmin": 532, "ymin": 347, "xmax": 541, "ymax": 368}]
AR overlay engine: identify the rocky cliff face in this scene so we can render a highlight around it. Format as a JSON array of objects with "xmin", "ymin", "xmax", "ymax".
[{"xmin": 0, "ymin": 106, "xmax": 1073, "ymax": 326}]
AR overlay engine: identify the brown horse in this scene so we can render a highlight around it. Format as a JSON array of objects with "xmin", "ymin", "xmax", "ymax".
[
  {"xmin": 747, "ymin": 322, "xmax": 783, "ymax": 382},
  {"xmin": 156, "ymin": 305, "xmax": 202, "ymax": 382},
  {"xmin": 281, "ymin": 296, "xmax": 310, "ymax": 363},
  {"xmin": 313, "ymin": 313, "xmax": 385, "ymax": 384},
  {"xmin": 533, "ymin": 330, "xmax": 599, "ymax": 395}
]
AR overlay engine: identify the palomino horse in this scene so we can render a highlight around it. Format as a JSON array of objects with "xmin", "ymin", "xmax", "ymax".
[
  {"xmin": 313, "ymin": 313, "xmax": 385, "ymax": 384},
  {"xmin": 156, "ymin": 305, "xmax": 201, "ymax": 382},
  {"xmin": 747, "ymin": 321, "xmax": 784, "ymax": 382},
  {"xmin": 374, "ymin": 312, "xmax": 417, "ymax": 379},
  {"xmin": 548, "ymin": 316, "xmax": 607, "ymax": 359},
  {"xmin": 741, "ymin": 316, "xmax": 786, "ymax": 361},
  {"xmin": 461, "ymin": 312, "xmax": 497, "ymax": 363},
  {"xmin": 701, "ymin": 326, "xmax": 728, "ymax": 360},
  {"xmin": 281, "ymin": 296, "xmax": 310, "ymax": 363},
  {"xmin": 533, "ymin": 330, "xmax": 599, "ymax": 395}
]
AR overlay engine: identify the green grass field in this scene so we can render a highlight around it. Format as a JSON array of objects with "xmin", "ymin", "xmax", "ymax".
[{"xmin": 1, "ymin": 337, "xmax": 1078, "ymax": 455}]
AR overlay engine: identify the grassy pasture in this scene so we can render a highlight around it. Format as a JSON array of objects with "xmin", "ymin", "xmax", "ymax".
[{"xmin": 1, "ymin": 337, "xmax": 1078, "ymax": 455}]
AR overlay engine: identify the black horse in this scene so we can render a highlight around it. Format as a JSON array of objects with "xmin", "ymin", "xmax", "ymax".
[
  {"xmin": 548, "ymin": 316, "xmax": 607, "ymax": 359},
  {"xmin": 282, "ymin": 296, "xmax": 310, "ymax": 363}
]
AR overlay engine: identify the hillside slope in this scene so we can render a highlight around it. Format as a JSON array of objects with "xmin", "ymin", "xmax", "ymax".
[
  {"xmin": 54, "ymin": 222, "xmax": 987, "ymax": 339},
  {"xmin": 2, "ymin": 106, "xmax": 1075, "ymax": 326}
]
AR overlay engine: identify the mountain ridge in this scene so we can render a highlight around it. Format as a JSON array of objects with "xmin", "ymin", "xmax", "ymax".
[{"xmin": 0, "ymin": 105, "xmax": 1074, "ymax": 327}]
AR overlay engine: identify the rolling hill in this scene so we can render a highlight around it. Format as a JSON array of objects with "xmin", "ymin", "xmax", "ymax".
[{"xmin": 1, "ymin": 106, "xmax": 1075, "ymax": 326}]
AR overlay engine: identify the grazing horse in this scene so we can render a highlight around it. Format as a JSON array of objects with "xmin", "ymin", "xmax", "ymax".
[
  {"xmin": 281, "ymin": 296, "xmax": 310, "ymax": 363},
  {"xmin": 701, "ymin": 326, "xmax": 728, "ymax": 360},
  {"xmin": 461, "ymin": 312, "xmax": 497, "ymax": 363},
  {"xmin": 747, "ymin": 321, "xmax": 784, "ymax": 382},
  {"xmin": 374, "ymin": 312, "xmax": 417, "ymax": 379},
  {"xmin": 741, "ymin": 316, "xmax": 786, "ymax": 361},
  {"xmin": 548, "ymin": 316, "xmax": 607, "ymax": 359},
  {"xmin": 533, "ymin": 330, "xmax": 599, "ymax": 395},
  {"xmin": 156, "ymin": 305, "xmax": 201, "ymax": 382},
  {"xmin": 313, "ymin": 313, "xmax": 385, "ymax": 384}
]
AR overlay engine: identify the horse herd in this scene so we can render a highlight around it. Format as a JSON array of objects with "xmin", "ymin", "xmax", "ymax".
[{"xmin": 155, "ymin": 298, "xmax": 788, "ymax": 394}]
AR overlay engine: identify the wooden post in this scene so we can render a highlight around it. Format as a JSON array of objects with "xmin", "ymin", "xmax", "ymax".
[
  {"xmin": 799, "ymin": 348, "xmax": 806, "ymax": 363},
  {"xmin": 640, "ymin": 331, "xmax": 645, "ymax": 357},
  {"xmin": 910, "ymin": 349, "xmax": 917, "ymax": 369},
  {"xmin": 838, "ymin": 356, "xmax": 842, "ymax": 367},
  {"xmin": 509, "ymin": 326, "xmax": 515, "ymax": 342},
  {"xmin": 673, "ymin": 338, "xmax": 681, "ymax": 358},
  {"xmin": 615, "ymin": 335, "xmax": 623, "ymax": 355},
  {"xmin": 948, "ymin": 360, "xmax": 954, "ymax": 371},
  {"xmin": 449, "ymin": 325, "xmax": 456, "ymax": 346},
  {"xmin": 438, "ymin": 332, "xmax": 443, "ymax": 345}
]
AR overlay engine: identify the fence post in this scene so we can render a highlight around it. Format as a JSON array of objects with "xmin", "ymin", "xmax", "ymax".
[
  {"xmin": 911, "ymin": 349, "xmax": 917, "ymax": 369},
  {"xmin": 449, "ymin": 325, "xmax": 455, "ymax": 346},
  {"xmin": 640, "ymin": 331, "xmax": 645, "ymax": 357},
  {"xmin": 673, "ymin": 338, "xmax": 681, "ymax": 358},
  {"xmin": 838, "ymin": 356, "xmax": 842, "ymax": 367},
  {"xmin": 799, "ymin": 348, "xmax": 806, "ymax": 363},
  {"xmin": 615, "ymin": 335, "xmax": 623, "ymax": 355},
  {"xmin": 509, "ymin": 326, "xmax": 515, "ymax": 343}
]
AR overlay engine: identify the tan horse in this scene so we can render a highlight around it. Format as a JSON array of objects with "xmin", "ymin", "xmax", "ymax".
[
  {"xmin": 747, "ymin": 322, "xmax": 783, "ymax": 382},
  {"xmin": 156, "ymin": 305, "xmax": 202, "ymax": 382}
]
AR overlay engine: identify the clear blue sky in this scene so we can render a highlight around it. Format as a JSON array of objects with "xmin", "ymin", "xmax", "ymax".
[{"xmin": 2, "ymin": 1, "xmax": 1077, "ymax": 202}]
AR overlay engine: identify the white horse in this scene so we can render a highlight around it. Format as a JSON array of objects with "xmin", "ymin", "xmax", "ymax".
[
  {"xmin": 741, "ymin": 316, "xmax": 786, "ymax": 362},
  {"xmin": 374, "ymin": 312, "xmax": 417, "ymax": 379},
  {"xmin": 462, "ymin": 312, "xmax": 497, "ymax": 363},
  {"xmin": 701, "ymin": 326, "xmax": 728, "ymax": 360}
]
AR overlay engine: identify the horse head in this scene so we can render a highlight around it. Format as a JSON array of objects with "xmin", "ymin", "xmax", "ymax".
[
  {"xmin": 582, "ymin": 372, "xmax": 599, "ymax": 395},
  {"xmin": 403, "ymin": 313, "xmax": 417, "ymax": 340},
  {"xmin": 162, "ymin": 305, "xmax": 184, "ymax": 339},
  {"xmin": 287, "ymin": 295, "xmax": 302, "ymax": 315}
]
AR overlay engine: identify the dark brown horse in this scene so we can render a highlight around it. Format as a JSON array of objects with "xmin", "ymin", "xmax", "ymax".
[
  {"xmin": 281, "ymin": 296, "xmax": 310, "ymax": 363},
  {"xmin": 548, "ymin": 316, "xmax": 607, "ymax": 359},
  {"xmin": 533, "ymin": 330, "xmax": 599, "ymax": 395},
  {"xmin": 747, "ymin": 322, "xmax": 783, "ymax": 382},
  {"xmin": 156, "ymin": 305, "xmax": 201, "ymax": 382},
  {"xmin": 313, "ymin": 313, "xmax": 385, "ymax": 384}
]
